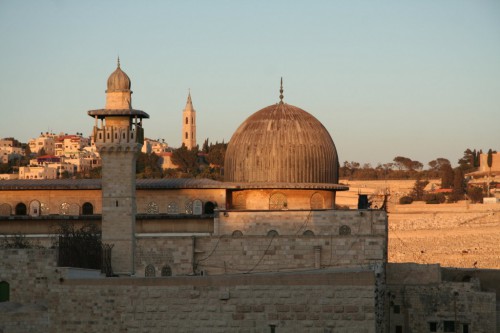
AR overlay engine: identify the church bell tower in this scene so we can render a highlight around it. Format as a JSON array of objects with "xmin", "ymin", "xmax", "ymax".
[
  {"xmin": 88, "ymin": 58, "xmax": 149, "ymax": 275},
  {"xmin": 182, "ymin": 91, "xmax": 196, "ymax": 149}
]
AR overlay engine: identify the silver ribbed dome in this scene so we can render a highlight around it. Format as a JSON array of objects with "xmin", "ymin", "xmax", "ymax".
[
  {"xmin": 106, "ymin": 59, "xmax": 131, "ymax": 92},
  {"xmin": 224, "ymin": 102, "xmax": 339, "ymax": 184}
]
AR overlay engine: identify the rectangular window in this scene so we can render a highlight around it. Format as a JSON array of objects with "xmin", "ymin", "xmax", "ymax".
[
  {"xmin": 395, "ymin": 326, "xmax": 403, "ymax": 333},
  {"xmin": 443, "ymin": 321, "xmax": 455, "ymax": 332},
  {"xmin": 462, "ymin": 324, "xmax": 469, "ymax": 333},
  {"xmin": 429, "ymin": 322, "xmax": 437, "ymax": 332},
  {"xmin": 393, "ymin": 305, "xmax": 401, "ymax": 314}
]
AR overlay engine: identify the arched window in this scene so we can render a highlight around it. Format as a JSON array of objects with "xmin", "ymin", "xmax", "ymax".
[
  {"xmin": 145, "ymin": 264, "xmax": 156, "ymax": 277},
  {"xmin": 303, "ymin": 230, "xmax": 315, "ymax": 236},
  {"xmin": 339, "ymin": 225, "xmax": 351, "ymax": 236},
  {"xmin": 60, "ymin": 202, "xmax": 70, "ymax": 215},
  {"xmin": 232, "ymin": 230, "xmax": 243, "ymax": 237},
  {"xmin": 267, "ymin": 230, "xmax": 279, "ymax": 237},
  {"xmin": 40, "ymin": 202, "xmax": 49, "ymax": 215},
  {"xmin": 269, "ymin": 193, "xmax": 287, "ymax": 210},
  {"xmin": 185, "ymin": 201, "xmax": 193, "ymax": 214},
  {"xmin": 167, "ymin": 202, "xmax": 178, "ymax": 214},
  {"xmin": 161, "ymin": 265, "xmax": 172, "ymax": 277},
  {"xmin": 310, "ymin": 192, "xmax": 324, "ymax": 209},
  {"xmin": 82, "ymin": 202, "xmax": 94, "ymax": 215},
  {"xmin": 185, "ymin": 117, "xmax": 188, "ymax": 124},
  {"xmin": 29, "ymin": 200, "xmax": 40, "ymax": 216},
  {"xmin": 15, "ymin": 203, "xmax": 27, "ymax": 216},
  {"xmin": 204, "ymin": 201, "xmax": 216, "ymax": 214},
  {"xmin": 185, "ymin": 132, "xmax": 188, "ymax": 139},
  {"xmin": 146, "ymin": 202, "xmax": 159, "ymax": 214},
  {"xmin": 0, "ymin": 281, "xmax": 9, "ymax": 302},
  {"xmin": 0, "ymin": 203, "xmax": 11, "ymax": 216}
]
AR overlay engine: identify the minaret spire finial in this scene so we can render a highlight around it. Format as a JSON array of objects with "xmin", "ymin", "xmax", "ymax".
[
  {"xmin": 279, "ymin": 77, "xmax": 284, "ymax": 104},
  {"xmin": 117, "ymin": 56, "xmax": 121, "ymax": 68}
]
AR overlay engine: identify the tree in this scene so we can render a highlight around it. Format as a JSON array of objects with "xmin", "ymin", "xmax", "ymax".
[
  {"xmin": 202, "ymin": 138, "xmax": 209, "ymax": 153},
  {"xmin": 37, "ymin": 147, "xmax": 46, "ymax": 157},
  {"xmin": 136, "ymin": 152, "xmax": 162, "ymax": 178},
  {"xmin": 410, "ymin": 176, "xmax": 428, "ymax": 201},
  {"xmin": 487, "ymin": 149, "xmax": 493, "ymax": 197},
  {"xmin": 206, "ymin": 142, "xmax": 227, "ymax": 168},
  {"xmin": 487, "ymin": 148, "xmax": 493, "ymax": 171},
  {"xmin": 450, "ymin": 167, "xmax": 465, "ymax": 202},
  {"xmin": 440, "ymin": 163, "xmax": 454, "ymax": 189},
  {"xmin": 428, "ymin": 158, "xmax": 450, "ymax": 172},
  {"xmin": 457, "ymin": 149, "xmax": 476, "ymax": 172},
  {"xmin": 393, "ymin": 156, "xmax": 413, "ymax": 170},
  {"xmin": 171, "ymin": 145, "xmax": 198, "ymax": 175}
]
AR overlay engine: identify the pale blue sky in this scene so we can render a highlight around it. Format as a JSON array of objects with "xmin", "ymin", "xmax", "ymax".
[{"xmin": 0, "ymin": 0, "xmax": 499, "ymax": 166}]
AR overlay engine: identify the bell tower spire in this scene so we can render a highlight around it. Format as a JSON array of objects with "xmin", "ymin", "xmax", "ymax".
[{"xmin": 182, "ymin": 89, "xmax": 197, "ymax": 149}]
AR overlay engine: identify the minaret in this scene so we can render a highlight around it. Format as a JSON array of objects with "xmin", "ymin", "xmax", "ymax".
[
  {"xmin": 88, "ymin": 58, "xmax": 149, "ymax": 275},
  {"xmin": 182, "ymin": 91, "xmax": 196, "ymax": 149}
]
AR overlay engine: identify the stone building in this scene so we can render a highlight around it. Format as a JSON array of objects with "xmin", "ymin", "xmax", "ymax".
[{"xmin": 0, "ymin": 62, "xmax": 498, "ymax": 332}]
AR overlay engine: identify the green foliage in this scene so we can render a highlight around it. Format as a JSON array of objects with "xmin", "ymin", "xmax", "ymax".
[
  {"xmin": 450, "ymin": 167, "xmax": 465, "ymax": 202},
  {"xmin": 440, "ymin": 163, "xmax": 454, "ymax": 189},
  {"xmin": 423, "ymin": 193, "xmax": 446, "ymax": 204},
  {"xmin": 487, "ymin": 149, "xmax": 493, "ymax": 169},
  {"xmin": 136, "ymin": 152, "xmax": 163, "ymax": 178},
  {"xmin": 171, "ymin": 145, "xmax": 199, "ymax": 175},
  {"xmin": 206, "ymin": 142, "xmax": 227, "ymax": 168},
  {"xmin": 467, "ymin": 186, "xmax": 484, "ymax": 203},
  {"xmin": 410, "ymin": 177, "xmax": 428, "ymax": 201},
  {"xmin": 457, "ymin": 149, "xmax": 477, "ymax": 173},
  {"xmin": 399, "ymin": 196, "xmax": 414, "ymax": 205}
]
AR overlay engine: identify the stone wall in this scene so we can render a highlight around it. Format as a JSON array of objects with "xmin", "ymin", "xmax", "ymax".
[
  {"xmin": 0, "ymin": 249, "xmax": 58, "ymax": 304},
  {"xmin": 387, "ymin": 263, "xmax": 497, "ymax": 333},
  {"xmin": 0, "ymin": 248, "xmax": 379, "ymax": 333},
  {"xmin": 48, "ymin": 270, "xmax": 378, "ymax": 333}
]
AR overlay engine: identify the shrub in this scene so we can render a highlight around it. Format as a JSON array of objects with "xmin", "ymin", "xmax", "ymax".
[
  {"xmin": 467, "ymin": 186, "xmax": 484, "ymax": 203},
  {"xmin": 423, "ymin": 193, "xmax": 446, "ymax": 204},
  {"xmin": 399, "ymin": 196, "xmax": 414, "ymax": 205}
]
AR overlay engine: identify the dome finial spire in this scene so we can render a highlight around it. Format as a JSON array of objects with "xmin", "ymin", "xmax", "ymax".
[
  {"xmin": 117, "ymin": 56, "xmax": 121, "ymax": 68},
  {"xmin": 279, "ymin": 77, "xmax": 284, "ymax": 104}
]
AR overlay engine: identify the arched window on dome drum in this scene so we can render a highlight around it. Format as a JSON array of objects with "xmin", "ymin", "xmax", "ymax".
[
  {"xmin": 15, "ymin": 203, "xmax": 27, "ymax": 216},
  {"xmin": 82, "ymin": 202, "xmax": 94, "ymax": 215},
  {"xmin": 233, "ymin": 193, "xmax": 246, "ymax": 210},
  {"xmin": 269, "ymin": 193, "xmax": 287, "ymax": 210},
  {"xmin": 161, "ymin": 265, "xmax": 172, "ymax": 277},
  {"xmin": 310, "ymin": 193, "xmax": 324, "ymax": 210},
  {"xmin": 145, "ymin": 264, "xmax": 156, "ymax": 277},
  {"xmin": 303, "ymin": 230, "xmax": 315, "ymax": 236}
]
